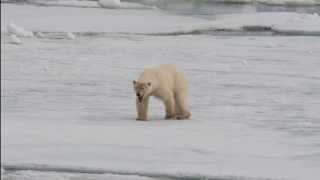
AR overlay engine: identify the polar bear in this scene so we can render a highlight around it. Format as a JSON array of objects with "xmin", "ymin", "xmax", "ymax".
[{"xmin": 133, "ymin": 64, "xmax": 191, "ymax": 121}]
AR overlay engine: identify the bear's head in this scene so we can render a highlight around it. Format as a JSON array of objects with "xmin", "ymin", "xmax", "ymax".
[{"xmin": 133, "ymin": 80, "xmax": 152, "ymax": 103}]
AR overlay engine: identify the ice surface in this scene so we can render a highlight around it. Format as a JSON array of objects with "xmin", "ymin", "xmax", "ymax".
[
  {"xmin": 1, "ymin": 4, "xmax": 209, "ymax": 34},
  {"xmin": 2, "ymin": 34, "xmax": 320, "ymax": 180},
  {"xmin": 1, "ymin": 2, "xmax": 320, "ymax": 180}
]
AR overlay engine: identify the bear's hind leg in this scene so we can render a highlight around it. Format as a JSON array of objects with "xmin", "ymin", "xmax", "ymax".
[
  {"xmin": 175, "ymin": 91, "xmax": 191, "ymax": 120},
  {"xmin": 174, "ymin": 93, "xmax": 182, "ymax": 118}
]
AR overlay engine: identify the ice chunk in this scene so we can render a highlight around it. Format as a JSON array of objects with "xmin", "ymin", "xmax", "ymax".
[
  {"xmin": 43, "ymin": 65, "xmax": 49, "ymax": 72},
  {"xmin": 67, "ymin": 32, "xmax": 76, "ymax": 40},
  {"xmin": 242, "ymin": 59, "xmax": 248, "ymax": 65},
  {"xmin": 266, "ymin": 42, "xmax": 278, "ymax": 48},
  {"xmin": 9, "ymin": 34, "xmax": 22, "ymax": 44},
  {"xmin": 98, "ymin": 0, "xmax": 121, "ymax": 9},
  {"xmin": 7, "ymin": 23, "xmax": 33, "ymax": 37},
  {"xmin": 35, "ymin": 32, "xmax": 45, "ymax": 38}
]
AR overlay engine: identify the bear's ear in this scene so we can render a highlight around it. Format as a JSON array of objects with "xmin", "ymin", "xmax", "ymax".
[
  {"xmin": 147, "ymin": 82, "xmax": 151, "ymax": 86},
  {"xmin": 133, "ymin": 80, "xmax": 137, "ymax": 85}
]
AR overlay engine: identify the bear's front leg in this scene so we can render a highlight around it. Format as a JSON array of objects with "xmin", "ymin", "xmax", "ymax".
[{"xmin": 136, "ymin": 97, "xmax": 149, "ymax": 121}]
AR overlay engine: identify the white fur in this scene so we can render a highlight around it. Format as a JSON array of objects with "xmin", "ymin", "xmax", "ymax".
[{"xmin": 134, "ymin": 64, "xmax": 191, "ymax": 121}]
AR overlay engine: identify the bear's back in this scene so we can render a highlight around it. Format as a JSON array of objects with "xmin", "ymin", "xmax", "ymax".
[{"xmin": 138, "ymin": 64, "xmax": 186, "ymax": 92}]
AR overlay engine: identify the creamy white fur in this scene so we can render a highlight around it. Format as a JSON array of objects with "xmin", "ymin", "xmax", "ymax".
[{"xmin": 134, "ymin": 64, "xmax": 191, "ymax": 121}]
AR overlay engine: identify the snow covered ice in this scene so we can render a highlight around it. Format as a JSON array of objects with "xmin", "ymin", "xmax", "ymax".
[{"xmin": 1, "ymin": 1, "xmax": 320, "ymax": 180}]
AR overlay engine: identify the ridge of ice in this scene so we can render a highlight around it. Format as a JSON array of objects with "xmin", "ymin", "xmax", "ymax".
[
  {"xmin": 98, "ymin": 0, "xmax": 121, "ymax": 9},
  {"xmin": 7, "ymin": 22, "xmax": 34, "ymax": 37}
]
